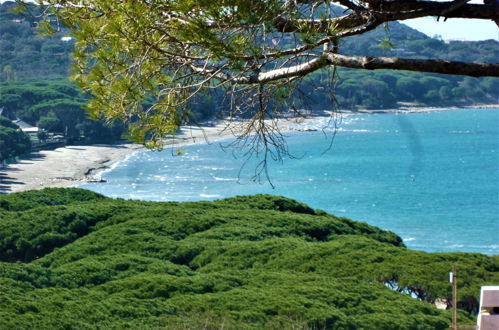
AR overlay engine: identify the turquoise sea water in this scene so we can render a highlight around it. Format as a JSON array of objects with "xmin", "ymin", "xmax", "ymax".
[{"xmin": 79, "ymin": 108, "xmax": 499, "ymax": 254}]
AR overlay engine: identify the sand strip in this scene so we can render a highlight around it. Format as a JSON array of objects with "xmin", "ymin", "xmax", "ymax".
[
  {"xmin": 0, "ymin": 116, "xmax": 324, "ymax": 194},
  {"xmin": 0, "ymin": 144, "xmax": 142, "ymax": 194}
]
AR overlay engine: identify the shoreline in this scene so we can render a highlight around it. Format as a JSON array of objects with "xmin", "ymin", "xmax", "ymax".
[
  {"xmin": 1, "ymin": 104, "xmax": 497, "ymax": 194},
  {"xmin": 335, "ymin": 103, "xmax": 499, "ymax": 114},
  {"xmin": 0, "ymin": 144, "xmax": 143, "ymax": 194}
]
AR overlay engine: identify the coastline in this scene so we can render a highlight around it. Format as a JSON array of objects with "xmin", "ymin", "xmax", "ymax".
[
  {"xmin": 335, "ymin": 103, "xmax": 499, "ymax": 114},
  {"xmin": 0, "ymin": 116, "xmax": 321, "ymax": 194},
  {"xmin": 0, "ymin": 144, "xmax": 143, "ymax": 194},
  {"xmin": 1, "ymin": 104, "xmax": 497, "ymax": 194}
]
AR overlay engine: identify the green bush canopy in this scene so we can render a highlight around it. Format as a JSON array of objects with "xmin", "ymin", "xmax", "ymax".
[
  {"xmin": 1, "ymin": 188, "xmax": 498, "ymax": 329},
  {"xmin": 0, "ymin": 116, "xmax": 31, "ymax": 161}
]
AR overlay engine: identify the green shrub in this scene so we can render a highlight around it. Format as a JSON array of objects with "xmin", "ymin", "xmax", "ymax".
[{"xmin": 0, "ymin": 188, "xmax": 495, "ymax": 329}]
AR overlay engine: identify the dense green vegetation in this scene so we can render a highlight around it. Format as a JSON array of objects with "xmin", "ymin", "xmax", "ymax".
[
  {"xmin": 0, "ymin": 78, "xmax": 124, "ymax": 142},
  {"xmin": 0, "ymin": 1, "xmax": 72, "ymax": 79},
  {"xmin": 1, "ymin": 1, "xmax": 498, "ymax": 134},
  {"xmin": 301, "ymin": 68, "xmax": 499, "ymax": 110},
  {"xmin": 1, "ymin": 188, "xmax": 497, "ymax": 329},
  {"xmin": 0, "ymin": 2, "xmax": 124, "ymax": 143},
  {"xmin": 342, "ymin": 22, "xmax": 498, "ymax": 64},
  {"xmin": 0, "ymin": 116, "xmax": 31, "ymax": 161},
  {"xmin": 296, "ymin": 22, "xmax": 499, "ymax": 109}
]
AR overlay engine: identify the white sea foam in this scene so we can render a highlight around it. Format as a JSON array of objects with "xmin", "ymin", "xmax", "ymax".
[
  {"xmin": 93, "ymin": 150, "xmax": 138, "ymax": 177},
  {"xmin": 200, "ymin": 193, "xmax": 221, "ymax": 198},
  {"xmin": 152, "ymin": 175, "xmax": 169, "ymax": 182},
  {"xmin": 338, "ymin": 128, "xmax": 393, "ymax": 133},
  {"xmin": 212, "ymin": 176, "xmax": 236, "ymax": 181}
]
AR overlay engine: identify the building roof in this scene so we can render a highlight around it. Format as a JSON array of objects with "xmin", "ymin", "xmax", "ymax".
[
  {"xmin": 478, "ymin": 286, "xmax": 499, "ymax": 330},
  {"xmin": 480, "ymin": 315, "xmax": 499, "ymax": 330},
  {"xmin": 13, "ymin": 119, "xmax": 39, "ymax": 133},
  {"xmin": 481, "ymin": 287, "xmax": 499, "ymax": 308}
]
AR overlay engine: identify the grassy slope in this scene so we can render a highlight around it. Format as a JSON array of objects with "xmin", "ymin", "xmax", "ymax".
[{"xmin": 0, "ymin": 188, "xmax": 497, "ymax": 329}]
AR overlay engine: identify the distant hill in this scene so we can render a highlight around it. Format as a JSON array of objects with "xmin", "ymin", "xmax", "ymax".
[
  {"xmin": 293, "ymin": 21, "xmax": 498, "ymax": 110},
  {"xmin": 0, "ymin": 188, "xmax": 498, "ymax": 328},
  {"xmin": 0, "ymin": 1, "xmax": 498, "ymax": 122},
  {"xmin": 341, "ymin": 21, "xmax": 498, "ymax": 64},
  {"xmin": 1, "ymin": 1, "xmax": 497, "ymax": 80},
  {"xmin": 0, "ymin": 1, "xmax": 73, "ymax": 79}
]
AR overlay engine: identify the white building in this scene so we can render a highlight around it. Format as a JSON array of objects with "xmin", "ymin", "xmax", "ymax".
[{"xmin": 477, "ymin": 286, "xmax": 499, "ymax": 330}]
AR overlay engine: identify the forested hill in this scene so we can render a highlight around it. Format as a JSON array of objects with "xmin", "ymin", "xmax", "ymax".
[
  {"xmin": 0, "ymin": 1, "xmax": 499, "ymax": 80},
  {"xmin": 0, "ymin": 1, "xmax": 73, "ymax": 79},
  {"xmin": 0, "ymin": 0, "xmax": 498, "ymax": 121},
  {"xmin": 1, "ymin": 1, "xmax": 497, "ymax": 80},
  {"xmin": 341, "ymin": 21, "xmax": 498, "ymax": 64},
  {"xmin": 1, "ymin": 188, "xmax": 498, "ymax": 328}
]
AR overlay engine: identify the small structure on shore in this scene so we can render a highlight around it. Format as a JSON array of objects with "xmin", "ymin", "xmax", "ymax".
[
  {"xmin": 12, "ymin": 119, "xmax": 39, "ymax": 133},
  {"xmin": 477, "ymin": 286, "xmax": 499, "ymax": 330}
]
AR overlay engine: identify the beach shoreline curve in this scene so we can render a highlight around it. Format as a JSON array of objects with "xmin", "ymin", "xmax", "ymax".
[{"xmin": 1, "ymin": 105, "xmax": 497, "ymax": 194}]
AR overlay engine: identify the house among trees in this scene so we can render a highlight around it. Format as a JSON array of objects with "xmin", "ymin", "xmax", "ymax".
[
  {"xmin": 0, "ymin": 107, "xmax": 39, "ymax": 133},
  {"xmin": 478, "ymin": 286, "xmax": 499, "ymax": 330}
]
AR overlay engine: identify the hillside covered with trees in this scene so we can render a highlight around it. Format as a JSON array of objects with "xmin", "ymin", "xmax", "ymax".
[
  {"xmin": 0, "ymin": 0, "xmax": 497, "ymax": 138},
  {"xmin": 0, "ymin": 78, "xmax": 124, "ymax": 143},
  {"xmin": 0, "ymin": 188, "xmax": 498, "ymax": 329},
  {"xmin": 0, "ymin": 1, "xmax": 72, "ymax": 79}
]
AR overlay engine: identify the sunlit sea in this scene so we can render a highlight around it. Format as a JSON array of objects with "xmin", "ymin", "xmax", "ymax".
[{"xmin": 79, "ymin": 108, "xmax": 499, "ymax": 255}]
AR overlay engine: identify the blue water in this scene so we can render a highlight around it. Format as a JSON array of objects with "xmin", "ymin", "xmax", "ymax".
[{"xmin": 79, "ymin": 108, "xmax": 499, "ymax": 254}]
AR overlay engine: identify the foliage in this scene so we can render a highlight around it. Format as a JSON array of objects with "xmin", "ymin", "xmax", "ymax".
[
  {"xmin": 0, "ymin": 115, "xmax": 31, "ymax": 161},
  {"xmin": 341, "ymin": 22, "xmax": 498, "ymax": 64},
  {"xmin": 12, "ymin": 0, "xmax": 495, "ymax": 150},
  {"xmin": 0, "ymin": 3, "xmax": 125, "ymax": 143},
  {"xmin": 1, "ymin": 2, "xmax": 497, "ymax": 133},
  {"xmin": 0, "ymin": 187, "xmax": 105, "ymax": 211},
  {"xmin": 301, "ymin": 68, "xmax": 498, "ymax": 110},
  {"xmin": 0, "ymin": 78, "xmax": 125, "ymax": 142},
  {"xmin": 0, "ymin": 1, "xmax": 72, "ymax": 79},
  {"xmin": 1, "ymin": 188, "xmax": 497, "ymax": 328}
]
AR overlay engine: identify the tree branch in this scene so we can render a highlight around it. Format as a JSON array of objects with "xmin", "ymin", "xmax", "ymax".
[
  {"xmin": 274, "ymin": 3, "xmax": 499, "ymax": 34},
  {"xmin": 190, "ymin": 51, "xmax": 498, "ymax": 87},
  {"xmin": 360, "ymin": 0, "xmax": 496, "ymax": 18},
  {"xmin": 323, "ymin": 53, "xmax": 499, "ymax": 77},
  {"xmin": 249, "ymin": 57, "xmax": 327, "ymax": 83}
]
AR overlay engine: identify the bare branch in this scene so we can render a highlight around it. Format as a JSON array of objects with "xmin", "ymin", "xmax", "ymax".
[
  {"xmin": 274, "ymin": 3, "xmax": 498, "ymax": 34},
  {"xmin": 248, "ymin": 57, "xmax": 327, "ymax": 83},
  {"xmin": 323, "ymin": 53, "xmax": 499, "ymax": 77}
]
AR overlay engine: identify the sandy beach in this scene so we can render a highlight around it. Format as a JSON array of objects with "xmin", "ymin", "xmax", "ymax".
[
  {"xmin": 1, "ymin": 105, "xmax": 497, "ymax": 194},
  {"xmin": 0, "ymin": 144, "xmax": 142, "ymax": 194},
  {"xmin": 0, "ymin": 115, "xmax": 327, "ymax": 194}
]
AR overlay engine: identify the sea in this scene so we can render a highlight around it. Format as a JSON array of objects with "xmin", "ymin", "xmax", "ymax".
[{"xmin": 79, "ymin": 108, "xmax": 499, "ymax": 255}]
